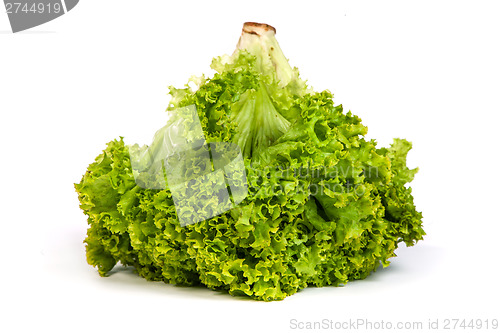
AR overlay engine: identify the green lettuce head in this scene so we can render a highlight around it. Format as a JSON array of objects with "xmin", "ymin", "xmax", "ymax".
[{"xmin": 75, "ymin": 22, "xmax": 424, "ymax": 301}]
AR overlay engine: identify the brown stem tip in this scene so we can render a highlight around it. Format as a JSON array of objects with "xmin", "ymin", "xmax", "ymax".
[{"xmin": 242, "ymin": 22, "xmax": 276, "ymax": 36}]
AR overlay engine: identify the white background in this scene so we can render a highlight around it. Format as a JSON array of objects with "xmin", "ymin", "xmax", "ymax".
[{"xmin": 1, "ymin": 1, "xmax": 499, "ymax": 332}]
